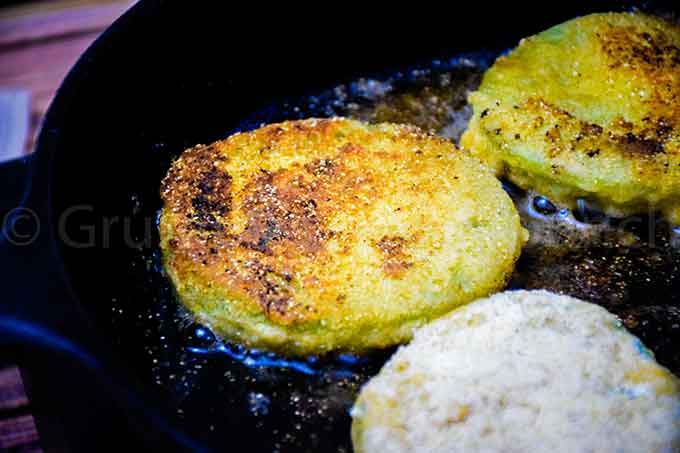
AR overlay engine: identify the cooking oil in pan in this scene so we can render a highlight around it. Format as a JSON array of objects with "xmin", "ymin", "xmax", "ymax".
[{"xmin": 113, "ymin": 53, "xmax": 680, "ymax": 452}]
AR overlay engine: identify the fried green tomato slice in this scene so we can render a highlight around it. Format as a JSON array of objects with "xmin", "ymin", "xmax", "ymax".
[
  {"xmin": 160, "ymin": 118, "xmax": 527, "ymax": 355},
  {"xmin": 461, "ymin": 12, "xmax": 680, "ymax": 222}
]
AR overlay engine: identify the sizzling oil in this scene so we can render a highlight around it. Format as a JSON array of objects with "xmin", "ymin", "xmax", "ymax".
[{"xmin": 118, "ymin": 53, "xmax": 680, "ymax": 452}]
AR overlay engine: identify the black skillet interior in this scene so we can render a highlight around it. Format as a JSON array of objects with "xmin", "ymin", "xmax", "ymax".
[{"xmin": 23, "ymin": 0, "xmax": 679, "ymax": 451}]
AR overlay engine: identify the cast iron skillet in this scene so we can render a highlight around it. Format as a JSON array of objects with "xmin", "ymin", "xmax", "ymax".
[{"xmin": 0, "ymin": 1, "xmax": 677, "ymax": 451}]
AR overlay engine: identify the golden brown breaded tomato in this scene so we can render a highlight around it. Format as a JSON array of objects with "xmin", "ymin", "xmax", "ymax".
[
  {"xmin": 461, "ymin": 12, "xmax": 680, "ymax": 222},
  {"xmin": 160, "ymin": 118, "xmax": 527, "ymax": 355}
]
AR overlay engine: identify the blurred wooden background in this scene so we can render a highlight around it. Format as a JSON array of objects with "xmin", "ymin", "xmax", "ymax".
[
  {"xmin": 0, "ymin": 0, "xmax": 134, "ymax": 160},
  {"xmin": 0, "ymin": 1, "xmax": 133, "ymax": 450}
]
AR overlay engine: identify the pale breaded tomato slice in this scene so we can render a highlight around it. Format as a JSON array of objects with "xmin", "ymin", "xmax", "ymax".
[{"xmin": 352, "ymin": 290, "xmax": 680, "ymax": 453}]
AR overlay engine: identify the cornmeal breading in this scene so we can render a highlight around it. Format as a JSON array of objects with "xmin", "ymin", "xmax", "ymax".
[
  {"xmin": 462, "ymin": 12, "xmax": 680, "ymax": 221},
  {"xmin": 352, "ymin": 290, "xmax": 680, "ymax": 453},
  {"xmin": 160, "ymin": 118, "xmax": 526, "ymax": 355}
]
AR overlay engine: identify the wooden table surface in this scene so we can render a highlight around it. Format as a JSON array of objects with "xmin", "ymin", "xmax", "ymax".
[
  {"xmin": 0, "ymin": 366, "xmax": 40, "ymax": 451},
  {"xmin": 0, "ymin": 1, "xmax": 134, "ymax": 450},
  {"xmin": 0, "ymin": 0, "xmax": 134, "ymax": 159}
]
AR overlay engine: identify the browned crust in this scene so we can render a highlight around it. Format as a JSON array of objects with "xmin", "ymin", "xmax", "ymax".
[
  {"xmin": 518, "ymin": 97, "xmax": 674, "ymax": 159},
  {"xmin": 160, "ymin": 120, "xmax": 419, "ymax": 325},
  {"xmin": 597, "ymin": 19, "xmax": 680, "ymax": 157},
  {"xmin": 373, "ymin": 235, "xmax": 413, "ymax": 278},
  {"xmin": 599, "ymin": 22, "xmax": 680, "ymax": 72}
]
